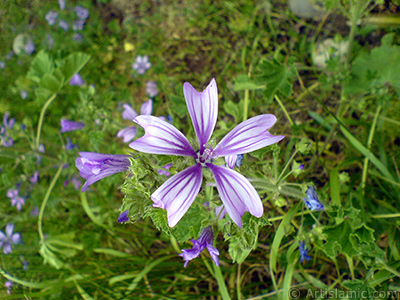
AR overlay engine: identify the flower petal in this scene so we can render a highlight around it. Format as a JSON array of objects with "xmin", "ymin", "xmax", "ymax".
[
  {"xmin": 140, "ymin": 99, "xmax": 153, "ymax": 115},
  {"xmin": 207, "ymin": 164, "xmax": 263, "ymax": 228},
  {"xmin": 214, "ymin": 115, "xmax": 285, "ymax": 157},
  {"xmin": 129, "ymin": 115, "xmax": 196, "ymax": 157},
  {"xmin": 152, "ymin": 164, "xmax": 202, "ymax": 227},
  {"xmin": 117, "ymin": 126, "xmax": 137, "ymax": 143},
  {"xmin": 5, "ymin": 224, "xmax": 14, "ymax": 237},
  {"xmin": 183, "ymin": 78, "xmax": 218, "ymax": 153},
  {"xmin": 122, "ymin": 104, "xmax": 138, "ymax": 120}
]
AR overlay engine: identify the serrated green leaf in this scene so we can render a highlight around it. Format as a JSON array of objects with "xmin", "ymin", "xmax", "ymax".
[
  {"xmin": 149, "ymin": 208, "xmax": 171, "ymax": 234},
  {"xmin": 27, "ymin": 50, "xmax": 54, "ymax": 83},
  {"xmin": 228, "ymin": 236, "xmax": 253, "ymax": 264},
  {"xmin": 55, "ymin": 52, "xmax": 91, "ymax": 84},
  {"xmin": 352, "ymin": 224, "xmax": 375, "ymax": 244},
  {"xmin": 233, "ymin": 74, "xmax": 264, "ymax": 91},
  {"xmin": 342, "ymin": 279, "xmax": 375, "ymax": 300},
  {"xmin": 223, "ymin": 100, "xmax": 241, "ymax": 121},
  {"xmin": 172, "ymin": 204, "xmax": 207, "ymax": 242},
  {"xmin": 255, "ymin": 59, "xmax": 295, "ymax": 102}
]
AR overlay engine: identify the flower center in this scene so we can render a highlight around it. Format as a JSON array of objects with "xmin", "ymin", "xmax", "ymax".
[{"xmin": 196, "ymin": 145, "xmax": 214, "ymax": 167}]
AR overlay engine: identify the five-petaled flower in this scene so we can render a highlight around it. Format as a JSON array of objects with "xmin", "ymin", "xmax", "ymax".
[
  {"xmin": 117, "ymin": 100, "xmax": 152, "ymax": 143},
  {"xmin": 299, "ymin": 241, "xmax": 311, "ymax": 263},
  {"xmin": 132, "ymin": 55, "xmax": 151, "ymax": 75},
  {"xmin": 179, "ymin": 226, "xmax": 219, "ymax": 267},
  {"xmin": 0, "ymin": 224, "xmax": 21, "ymax": 254},
  {"xmin": 75, "ymin": 152, "xmax": 131, "ymax": 192},
  {"xmin": 129, "ymin": 78, "xmax": 284, "ymax": 227},
  {"xmin": 303, "ymin": 186, "xmax": 324, "ymax": 211},
  {"xmin": 7, "ymin": 189, "xmax": 25, "ymax": 211}
]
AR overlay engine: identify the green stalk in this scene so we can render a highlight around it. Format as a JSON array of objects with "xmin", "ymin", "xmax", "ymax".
[
  {"xmin": 213, "ymin": 264, "xmax": 232, "ymax": 300},
  {"xmin": 36, "ymin": 93, "xmax": 57, "ymax": 150},
  {"xmin": 38, "ymin": 164, "xmax": 63, "ymax": 242},
  {"xmin": 276, "ymin": 149, "xmax": 298, "ymax": 184},
  {"xmin": 243, "ymin": 88, "xmax": 250, "ymax": 122},
  {"xmin": 274, "ymin": 95, "xmax": 294, "ymax": 127}
]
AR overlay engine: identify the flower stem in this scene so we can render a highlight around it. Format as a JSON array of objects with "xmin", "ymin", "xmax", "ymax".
[
  {"xmin": 243, "ymin": 88, "xmax": 250, "ymax": 122},
  {"xmin": 36, "ymin": 93, "xmax": 57, "ymax": 150},
  {"xmin": 38, "ymin": 164, "xmax": 64, "ymax": 242},
  {"xmin": 213, "ymin": 264, "xmax": 232, "ymax": 300},
  {"xmin": 274, "ymin": 95, "xmax": 294, "ymax": 127}
]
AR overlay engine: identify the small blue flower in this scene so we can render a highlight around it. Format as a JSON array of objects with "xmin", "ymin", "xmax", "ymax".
[
  {"xmin": 0, "ymin": 61, "xmax": 5, "ymax": 69},
  {"xmin": 45, "ymin": 11, "xmax": 58, "ymax": 25},
  {"xmin": 69, "ymin": 73, "xmax": 85, "ymax": 86},
  {"xmin": 59, "ymin": 20, "xmax": 69, "ymax": 31},
  {"xmin": 58, "ymin": 0, "xmax": 66, "ymax": 11},
  {"xmin": 299, "ymin": 241, "xmax": 311, "ymax": 263},
  {"xmin": 30, "ymin": 171, "xmax": 39, "ymax": 184},
  {"xmin": 0, "ymin": 224, "xmax": 21, "ymax": 254},
  {"xmin": 118, "ymin": 210, "xmax": 129, "ymax": 223},
  {"xmin": 75, "ymin": 6, "xmax": 89, "ymax": 20},
  {"xmin": 303, "ymin": 186, "xmax": 324, "ymax": 211},
  {"xmin": 132, "ymin": 56, "xmax": 151, "ymax": 75},
  {"xmin": 65, "ymin": 137, "xmax": 78, "ymax": 150},
  {"xmin": 72, "ymin": 33, "xmax": 83, "ymax": 42},
  {"xmin": 146, "ymin": 81, "xmax": 158, "ymax": 98},
  {"xmin": 298, "ymin": 164, "xmax": 304, "ymax": 170},
  {"xmin": 7, "ymin": 189, "xmax": 25, "ymax": 211},
  {"xmin": 73, "ymin": 19, "xmax": 85, "ymax": 31},
  {"xmin": 20, "ymin": 90, "xmax": 28, "ymax": 100},
  {"xmin": 24, "ymin": 39, "xmax": 35, "ymax": 55}
]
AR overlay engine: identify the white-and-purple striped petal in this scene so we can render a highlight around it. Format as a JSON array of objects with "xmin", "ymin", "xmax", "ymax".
[
  {"xmin": 117, "ymin": 126, "xmax": 137, "ymax": 143},
  {"xmin": 129, "ymin": 115, "xmax": 196, "ymax": 157},
  {"xmin": 152, "ymin": 164, "xmax": 203, "ymax": 227},
  {"xmin": 183, "ymin": 78, "xmax": 218, "ymax": 153},
  {"xmin": 213, "ymin": 114, "xmax": 285, "ymax": 157},
  {"xmin": 121, "ymin": 104, "xmax": 138, "ymax": 120},
  {"xmin": 207, "ymin": 164, "xmax": 263, "ymax": 228},
  {"xmin": 140, "ymin": 99, "xmax": 153, "ymax": 115}
]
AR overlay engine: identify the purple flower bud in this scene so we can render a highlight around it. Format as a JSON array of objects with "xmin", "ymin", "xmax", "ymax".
[
  {"xmin": 65, "ymin": 137, "xmax": 78, "ymax": 150},
  {"xmin": 20, "ymin": 90, "xmax": 28, "ymax": 100},
  {"xmin": 30, "ymin": 171, "xmax": 39, "ymax": 184},
  {"xmin": 179, "ymin": 226, "xmax": 219, "ymax": 267},
  {"xmin": 5, "ymin": 280, "xmax": 12, "ymax": 294},
  {"xmin": 118, "ymin": 210, "xmax": 129, "ymax": 223},
  {"xmin": 38, "ymin": 144, "xmax": 45, "ymax": 153},
  {"xmin": 69, "ymin": 73, "xmax": 85, "ymax": 86},
  {"xmin": 60, "ymin": 119, "xmax": 85, "ymax": 133},
  {"xmin": 298, "ymin": 164, "xmax": 304, "ymax": 170},
  {"xmin": 75, "ymin": 152, "xmax": 131, "ymax": 192},
  {"xmin": 299, "ymin": 241, "xmax": 311, "ymax": 263},
  {"xmin": 45, "ymin": 11, "xmax": 58, "ymax": 25}
]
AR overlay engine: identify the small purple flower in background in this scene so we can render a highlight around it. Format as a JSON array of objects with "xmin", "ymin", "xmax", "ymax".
[
  {"xmin": 303, "ymin": 186, "xmax": 324, "ymax": 211},
  {"xmin": 65, "ymin": 137, "xmax": 78, "ymax": 150},
  {"xmin": 73, "ymin": 19, "xmax": 85, "ymax": 31},
  {"xmin": 31, "ymin": 207, "xmax": 39, "ymax": 216},
  {"xmin": 47, "ymin": 34, "xmax": 54, "ymax": 49},
  {"xmin": 157, "ymin": 163, "xmax": 172, "ymax": 177},
  {"xmin": 132, "ymin": 56, "xmax": 151, "ymax": 75},
  {"xmin": 24, "ymin": 38, "xmax": 35, "ymax": 55},
  {"xmin": 2, "ymin": 137, "xmax": 14, "ymax": 147},
  {"xmin": 3, "ymin": 112, "xmax": 15, "ymax": 129},
  {"xmin": 0, "ymin": 224, "xmax": 21, "ymax": 254},
  {"xmin": 23, "ymin": 260, "xmax": 29, "ymax": 270},
  {"xmin": 72, "ymin": 33, "xmax": 83, "ymax": 42},
  {"xmin": 20, "ymin": 90, "xmax": 28, "ymax": 100},
  {"xmin": 75, "ymin": 6, "xmax": 89, "ymax": 19},
  {"xmin": 117, "ymin": 100, "xmax": 152, "ymax": 143},
  {"xmin": 45, "ymin": 11, "xmax": 58, "ymax": 25},
  {"xmin": 129, "ymin": 78, "xmax": 284, "ymax": 227},
  {"xmin": 299, "ymin": 241, "xmax": 311, "ymax": 263},
  {"xmin": 179, "ymin": 226, "xmax": 219, "ymax": 267},
  {"xmin": 146, "ymin": 81, "xmax": 158, "ymax": 98},
  {"xmin": 60, "ymin": 119, "xmax": 85, "ymax": 133},
  {"xmin": 30, "ymin": 171, "xmax": 39, "ymax": 184},
  {"xmin": 298, "ymin": 164, "xmax": 304, "ymax": 170},
  {"xmin": 118, "ymin": 210, "xmax": 129, "ymax": 223},
  {"xmin": 7, "ymin": 189, "xmax": 25, "ymax": 211},
  {"xmin": 5, "ymin": 280, "xmax": 12, "ymax": 294},
  {"xmin": 38, "ymin": 143, "xmax": 45, "ymax": 153},
  {"xmin": 69, "ymin": 73, "xmax": 85, "ymax": 86},
  {"xmin": 0, "ymin": 61, "xmax": 5, "ymax": 69},
  {"xmin": 64, "ymin": 175, "xmax": 82, "ymax": 190},
  {"xmin": 75, "ymin": 152, "xmax": 131, "ymax": 192},
  {"xmin": 6, "ymin": 51, "xmax": 14, "ymax": 60},
  {"xmin": 59, "ymin": 19, "xmax": 69, "ymax": 31},
  {"xmin": 58, "ymin": 0, "xmax": 66, "ymax": 11}
]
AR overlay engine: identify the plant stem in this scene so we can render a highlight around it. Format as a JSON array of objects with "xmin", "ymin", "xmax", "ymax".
[
  {"xmin": 38, "ymin": 164, "xmax": 63, "ymax": 242},
  {"xmin": 36, "ymin": 93, "xmax": 57, "ymax": 150},
  {"xmin": 274, "ymin": 95, "xmax": 294, "ymax": 127},
  {"xmin": 213, "ymin": 264, "xmax": 232, "ymax": 300}
]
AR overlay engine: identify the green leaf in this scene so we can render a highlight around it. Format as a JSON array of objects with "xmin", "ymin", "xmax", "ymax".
[
  {"xmin": 322, "ymin": 219, "xmax": 360, "ymax": 258},
  {"xmin": 170, "ymin": 94, "xmax": 187, "ymax": 118},
  {"xmin": 296, "ymin": 138, "xmax": 311, "ymax": 154},
  {"xmin": 172, "ymin": 204, "xmax": 207, "ymax": 243},
  {"xmin": 223, "ymin": 100, "xmax": 242, "ymax": 121},
  {"xmin": 27, "ymin": 50, "xmax": 54, "ymax": 83},
  {"xmin": 254, "ymin": 59, "xmax": 295, "ymax": 102},
  {"xmin": 228, "ymin": 236, "xmax": 253, "ymax": 264},
  {"xmin": 330, "ymin": 168, "xmax": 341, "ymax": 206},
  {"xmin": 342, "ymin": 279, "xmax": 375, "ymax": 300},
  {"xmin": 352, "ymin": 224, "xmax": 375, "ymax": 244},
  {"xmin": 233, "ymin": 74, "xmax": 264, "ymax": 91},
  {"xmin": 149, "ymin": 208, "xmax": 171, "ymax": 234},
  {"xmin": 54, "ymin": 52, "xmax": 91, "ymax": 84}
]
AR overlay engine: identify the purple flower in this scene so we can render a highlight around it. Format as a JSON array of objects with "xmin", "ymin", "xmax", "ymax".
[
  {"xmin": 5, "ymin": 280, "xmax": 12, "ymax": 294},
  {"xmin": 298, "ymin": 164, "xmax": 304, "ymax": 170},
  {"xmin": 59, "ymin": 19, "xmax": 69, "ymax": 31},
  {"xmin": 30, "ymin": 171, "xmax": 39, "ymax": 184},
  {"xmin": 0, "ymin": 224, "xmax": 21, "ymax": 254},
  {"xmin": 2, "ymin": 137, "xmax": 14, "ymax": 147},
  {"xmin": 75, "ymin": 152, "xmax": 131, "ymax": 192},
  {"xmin": 75, "ymin": 6, "xmax": 89, "ymax": 19},
  {"xmin": 299, "ymin": 241, "xmax": 311, "ymax": 263},
  {"xmin": 132, "ymin": 56, "xmax": 151, "ymax": 75},
  {"xmin": 58, "ymin": 0, "xmax": 66, "ymax": 11},
  {"xmin": 118, "ymin": 210, "xmax": 129, "ymax": 223},
  {"xmin": 64, "ymin": 175, "xmax": 82, "ymax": 190},
  {"xmin": 25, "ymin": 39, "xmax": 35, "ymax": 55},
  {"xmin": 146, "ymin": 81, "xmax": 158, "ymax": 98},
  {"xmin": 38, "ymin": 143, "xmax": 45, "ymax": 153},
  {"xmin": 72, "ymin": 33, "xmax": 83, "ymax": 42},
  {"xmin": 117, "ymin": 100, "xmax": 152, "ymax": 143},
  {"xmin": 0, "ymin": 61, "xmax": 5, "ymax": 69},
  {"xmin": 157, "ymin": 163, "xmax": 172, "ymax": 177},
  {"xmin": 69, "ymin": 73, "xmax": 85, "ymax": 86},
  {"xmin": 20, "ymin": 90, "xmax": 28, "ymax": 100},
  {"xmin": 6, "ymin": 51, "xmax": 14, "ymax": 60},
  {"xmin": 3, "ymin": 112, "xmax": 15, "ymax": 129},
  {"xmin": 129, "ymin": 79, "xmax": 285, "ymax": 227},
  {"xmin": 47, "ymin": 34, "xmax": 54, "ymax": 49},
  {"xmin": 31, "ymin": 207, "xmax": 39, "ymax": 216},
  {"xmin": 65, "ymin": 137, "xmax": 77, "ymax": 150},
  {"xmin": 73, "ymin": 19, "xmax": 85, "ymax": 31},
  {"xmin": 7, "ymin": 189, "xmax": 25, "ymax": 211},
  {"xmin": 179, "ymin": 226, "xmax": 219, "ymax": 267},
  {"xmin": 60, "ymin": 119, "xmax": 85, "ymax": 133},
  {"xmin": 45, "ymin": 11, "xmax": 58, "ymax": 25},
  {"xmin": 303, "ymin": 186, "xmax": 324, "ymax": 211},
  {"xmin": 225, "ymin": 154, "xmax": 244, "ymax": 169}
]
